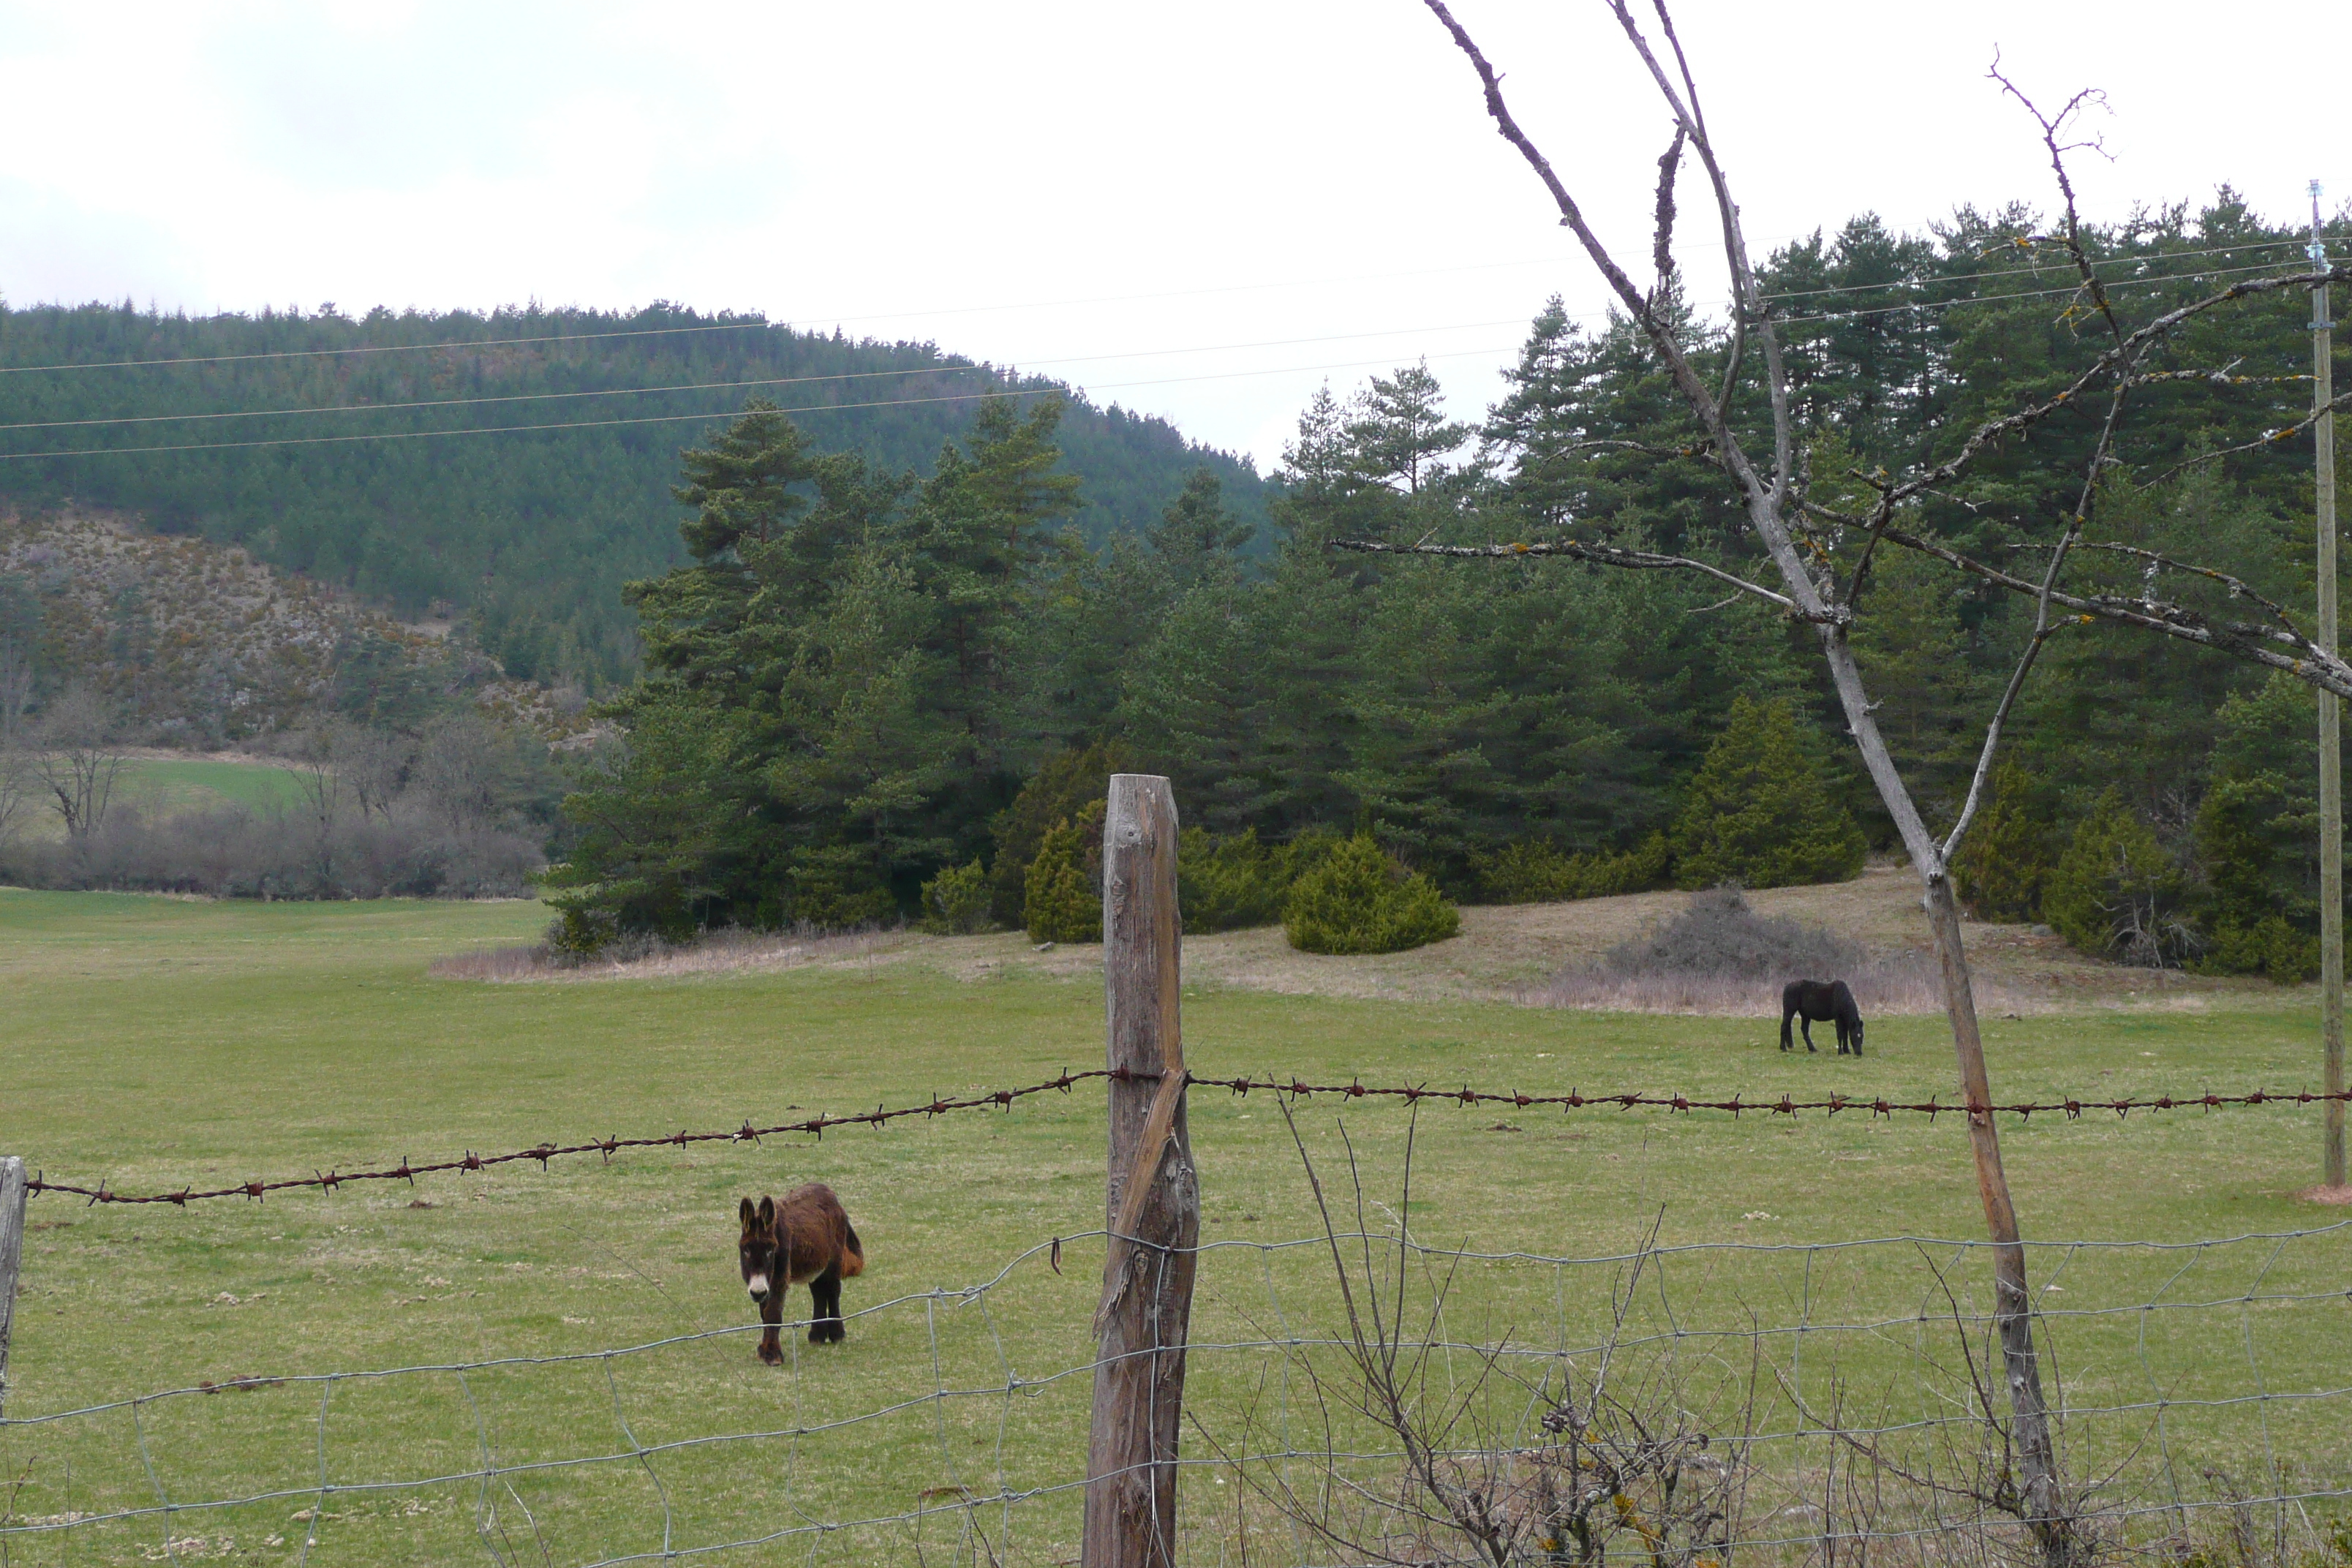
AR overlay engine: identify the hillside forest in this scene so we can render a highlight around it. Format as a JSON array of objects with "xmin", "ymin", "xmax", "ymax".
[
  {"xmin": 2, "ymin": 191, "xmax": 2347, "ymax": 976},
  {"xmin": 0, "ymin": 304, "xmax": 1270, "ymax": 689}
]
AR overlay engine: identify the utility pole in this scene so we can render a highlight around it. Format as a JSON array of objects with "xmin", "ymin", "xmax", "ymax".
[{"xmin": 2314, "ymin": 180, "xmax": 2345, "ymax": 1192}]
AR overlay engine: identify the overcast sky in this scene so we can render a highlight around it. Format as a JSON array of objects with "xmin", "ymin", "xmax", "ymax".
[{"xmin": 0, "ymin": 0, "xmax": 2338, "ymax": 470}]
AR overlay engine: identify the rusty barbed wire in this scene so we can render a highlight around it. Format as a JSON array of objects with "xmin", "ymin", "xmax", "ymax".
[{"xmin": 24, "ymin": 1071, "xmax": 2352, "ymax": 1207}]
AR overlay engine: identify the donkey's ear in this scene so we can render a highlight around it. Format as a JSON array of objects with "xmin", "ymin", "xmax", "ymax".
[
  {"xmin": 757, "ymin": 1196, "xmax": 776, "ymax": 1226},
  {"xmin": 738, "ymin": 1196, "xmax": 756, "ymax": 1226}
]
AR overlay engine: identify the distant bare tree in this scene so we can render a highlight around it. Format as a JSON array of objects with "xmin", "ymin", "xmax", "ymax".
[
  {"xmin": 282, "ymin": 729, "xmax": 344, "ymax": 895},
  {"xmin": 329, "ymin": 720, "xmax": 412, "ymax": 823},
  {"xmin": 0, "ymin": 638, "xmax": 34, "ymax": 847},
  {"xmin": 0, "ymin": 638, "xmax": 32, "ymax": 749},
  {"xmin": 414, "ymin": 714, "xmax": 506, "ymax": 834},
  {"xmin": 0, "ymin": 749, "xmax": 31, "ymax": 849},
  {"xmin": 34, "ymin": 687, "xmax": 124, "ymax": 841}
]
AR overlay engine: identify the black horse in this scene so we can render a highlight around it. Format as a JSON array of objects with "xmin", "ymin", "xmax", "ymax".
[{"xmin": 1780, "ymin": 979, "xmax": 1864, "ymax": 1055}]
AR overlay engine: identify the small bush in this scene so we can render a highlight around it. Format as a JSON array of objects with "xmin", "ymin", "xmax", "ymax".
[
  {"xmin": 1603, "ymin": 885, "xmax": 1861, "ymax": 983},
  {"xmin": 1474, "ymin": 833, "xmax": 1670, "ymax": 904},
  {"xmin": 2196, "ymin": 913, "xmax": 2320, "ymax": 984},
  {"xmin": 0, "ymin": 799, "xmax": 545, "ymax": 902},
  {"xmin": 1283, "ymin": 833, "xmax": 1460, "ymax": 954},
  {"xmin": 544, "ymin": 901, "xmax": 621, "ymax": 960},
  {"xmin": 1670, "ymin": 696, "xmax": 1865, "ymax": 890},
  {"xmin": 918, "ymin": 858, "xmax": 994, "ymax": 934},
  {"xmin": 2043, "ymin": 791, "xmax": 2193, "ymax": 968},
  {"xmin": 1534, "ymin": 885, "xmax": 1954, "ymax": 1014},
  {"xmin": 1024, "ymin": 799, "xmax": 1105, "ymax": 944},
  {"xmin": 1179, "ymin": 828, "xmax": 1286, "ymax": 932}
]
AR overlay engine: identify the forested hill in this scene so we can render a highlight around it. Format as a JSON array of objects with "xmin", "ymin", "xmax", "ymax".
[{"xmin": 0, "ymin": 303, "xmax": 1269, "ymax": 687}]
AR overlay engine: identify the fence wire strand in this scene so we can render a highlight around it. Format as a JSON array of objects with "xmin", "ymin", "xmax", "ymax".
[{"xmin": 23, "ymin": 1071, "xmax": 2352, "ymax": 1207}]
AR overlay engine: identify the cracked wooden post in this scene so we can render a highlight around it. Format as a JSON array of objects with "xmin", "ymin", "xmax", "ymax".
[
  {"xmin": 1083, "ymin": 775, "xmax": 1197, "ymax": 1568},
  {"xmin": 0, "ymin": 1156, "xmax": 26, "ymax": 1417}
]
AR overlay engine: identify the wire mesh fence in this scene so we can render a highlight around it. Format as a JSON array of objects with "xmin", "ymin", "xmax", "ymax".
[{"xmin": 2, "ymin": 1206, "xmax": 2345, "ymax": 1567}]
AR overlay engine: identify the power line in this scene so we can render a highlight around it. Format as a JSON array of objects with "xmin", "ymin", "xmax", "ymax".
[
  {"xmin": 0, "ymin": 317, "xmax": 1539, "ymax": 434},
  {"xmin": 0, "ymin": 345, "xmax": 1524, "ymax": 461},
  {"xmin": 0, "ymin": 238, "xmax": 2310, "ymax": 380},
  {"xmin": 0, "ymin": 259, "xmax": 2325, "ymax": 458},
  {"xmin": 0, "ymin": 255, "xmax": 1600, "ymax": 378}
]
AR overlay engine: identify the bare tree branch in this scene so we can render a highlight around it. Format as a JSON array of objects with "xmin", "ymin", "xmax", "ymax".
[
  {"xmin": 1879, "ymin": 524, "xmax": 2352, "ymax": 696},
  {"xmin": 2004, "ymin": 539, "xmax": 2307, "ymax": 638},
  {"xmin": 2136, "ymin": 383, "xmax": 2352, "ymax": 488},
  {"xmin": 1986, "ymin": 61, "xmax": 2122, "ymax": 345},
  {"xmin": 1328, "ymin": 535, "xmax": 1819, "ymax": 619},
  {"xmin": 1650, "ymin": 125, "xmax": 1686, "ymax": 301}
]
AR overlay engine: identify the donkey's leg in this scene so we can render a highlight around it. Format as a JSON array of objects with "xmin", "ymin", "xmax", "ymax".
[
  {"xmin": 757, "ymin": 1284, "xmax": 785, "ymax": 1366},
  {"xmin": 809, "ymin": 1264, "xmax": 845, "ymax": 1344}
]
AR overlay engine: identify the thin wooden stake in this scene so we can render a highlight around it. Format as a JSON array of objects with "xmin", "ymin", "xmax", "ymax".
[
  {"xmin": 1084, "ymin": 776, "xmax": 1197, "ymax": 1568},
  {"xmin": 2313, "ymin": 181, "xmax": 2346, "ymax": 1192},
  {"xmin": 0, "ymin": 1156, "xmax": 26, "ymax": 1418}
]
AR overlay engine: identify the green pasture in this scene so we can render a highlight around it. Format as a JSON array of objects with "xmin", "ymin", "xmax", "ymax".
[
  {"xmin": 15, "ymin": 758, "xmax": 312, "ymax": 843},
  {"xmin": 0, "ymin": 889, "xmax": 2345, "ymax": 1564}
]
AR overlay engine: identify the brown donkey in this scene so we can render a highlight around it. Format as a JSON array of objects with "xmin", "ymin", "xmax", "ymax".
[{"xmin": 736, "ymin": 1185, "xmax": 865, "ymax": 1362}]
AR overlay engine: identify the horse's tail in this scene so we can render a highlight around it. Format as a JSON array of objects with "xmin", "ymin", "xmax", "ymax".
[{"xmin": 838, "ymin": 1217, "xmax": 866, "ymax": 1279}]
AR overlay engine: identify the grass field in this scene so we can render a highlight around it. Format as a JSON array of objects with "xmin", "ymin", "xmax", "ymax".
[
  {"xmin": 0, "ymin": 889, "xmax": 2345, "ymax": 1564},
  {"xmin": 15, "ymin": 756, "xmax": 314, "ymax": 844}
]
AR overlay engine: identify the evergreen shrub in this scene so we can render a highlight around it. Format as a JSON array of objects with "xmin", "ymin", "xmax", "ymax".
[
  {"xmin": 1950, "ymin": 762, "xmax": 2054, "ymax": 921},
  {"xmin": 2043, "ymin": 791, "xmax": 2191, "ymax": 967},
  {"xmin": 784, "ymin": 844, "xmax": 899, "ymax": 930},
  {"xmin": 2189, "ymin": 677, "xmax": 2337, "ymax": 981},
  {"xmin": 1474, "ymin": 833, "xmax": 1670, "ymax": 903},
  {"xmin": 1283, "ymin": 833, "xmax": 1460, "ymax": 954},
  {"xmin": 1024, "ymin": 799, "xmax": 1105, "ymax": 943},
  {"xmin": 2196, "ymin": 913, "xmax": 2319, "ymax": 984},
  {"xmin": 990, "ymin": 742, "xmax": 1134, "ymax": 928},
  {"xmin": 1178, "ymin": 828, "xmax": 1287, "ymax": 933},
  {"xmin": 919, "ymin": 859, "xmax": 994, "ymax": 935}
]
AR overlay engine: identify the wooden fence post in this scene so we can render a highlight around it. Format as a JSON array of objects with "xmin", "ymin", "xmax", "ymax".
[
  {"xmin": 1084, "ymin": 776, "xmax": 1198, "ymax": 1568},
  {"xmin": 0, "ymin": 1156, "xmax": 26, "ymax": 1418}
]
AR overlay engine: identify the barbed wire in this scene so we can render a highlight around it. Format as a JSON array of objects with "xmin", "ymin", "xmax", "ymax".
[{"xmin": 25, "ymin": 1069, "xmax": 2352, "ymax": 1206}]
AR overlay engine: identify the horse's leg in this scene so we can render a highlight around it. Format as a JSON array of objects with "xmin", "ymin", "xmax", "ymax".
[
  {"xmin": 1780, "ymin": 1006, "xmax": 1794, "ymax": 1052},
  {"xmin": 810, "ymin": 1264, "xmax": 844, "ymax": 1344},
  {"xmin": 1801, "ymin": 1015, "xmax": 1817, "ymax": 1052}
]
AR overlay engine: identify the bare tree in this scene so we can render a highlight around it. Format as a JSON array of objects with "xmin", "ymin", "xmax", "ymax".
[
  {"xmin": 0, "ymin": 748, "xmax": 31, "ymax": 851},
  {"xmin": 414, "ymin": 714, "xmax": 507, "ymax": 834},
  {"xmin": 329, "ymin": 720, "xmax": 412, "ymax": 824},
  {"xmin": 1345, "ymin": 7, "xmax": 2352, "ymax": 1560},
  {"xmin": 0, "ymin": 639, "xmax": 32, "ymax": 750},
  {"xmin": 34, "ymin": 687, "xmax": 125, "ymax": 842},
  {"xmin": 282, "ymin": 729, "xmax": 344, "ymax": 896}
]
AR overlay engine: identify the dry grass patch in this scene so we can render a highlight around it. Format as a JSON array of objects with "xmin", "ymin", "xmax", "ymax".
[{"xmin": 429, "ymin": 926, "xmax": 913, "ymax": 982}]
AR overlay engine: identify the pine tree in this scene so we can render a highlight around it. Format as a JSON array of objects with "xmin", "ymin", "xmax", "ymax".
[
  {"xmin": 1670, "ymin": 696, "xmax": 1866, "ymax": 889},
  {"xmin": 1147, "ymin": 467, "xmax": 1254, "ymax": 581},
  {"xmin": 1950, "ymin": 761, "xmax": 2055, "ymax": 921},
  {"xmin": 2044, "ymin": 790, "xmax": 2188, "ymax": 967},
  {"xmin": 1346, "ymin": 363, "xmax": 1469, "ymax": 496}
]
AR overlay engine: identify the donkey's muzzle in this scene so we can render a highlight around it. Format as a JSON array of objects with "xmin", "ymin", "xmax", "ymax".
[{"xmin": 746, "ymin": 1273, "xmax": 771, "ymax": 1302}]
